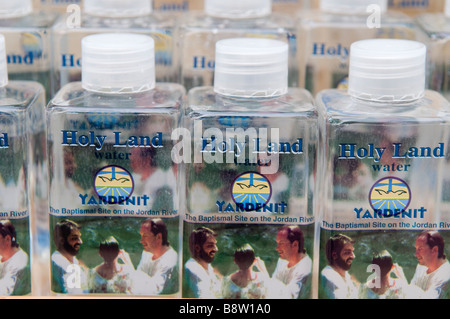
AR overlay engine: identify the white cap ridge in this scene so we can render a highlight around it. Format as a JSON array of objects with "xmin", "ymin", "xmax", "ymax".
[
  {"xmin": 205, "ymin": 0, "xmax": 272, "ymax": 19},
  {"xmin": 320, "ymin": 0, "xmax": 387, "ymax": 14},
  {"xmin": 81, "ymin": 33, "xmax": 155, "ymax": 94},
  {"xmin": 84, "ymin": 0, "xmax": 152, "ymax": 17},
  {"xmin": 348, "ymin": 39, "xmax": 426, "ymax": 102},
  {"xmin": 0, "ymin": 0, "xmax": 32, "ymax": 18},
  {"xmin": 214, "ymin": 38, "xmax": 288, "ymax": 98}
]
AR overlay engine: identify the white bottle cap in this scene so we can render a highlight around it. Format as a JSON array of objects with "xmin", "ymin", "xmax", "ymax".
[
  {"xmin": 84, "ymin": 0, "xmax": 152, "ymax": 17},
  {"xmin": 320, "ymin": 0, "xmax": 387, "ymax": 14},
  {"xmin": 0, "ymin": 0, "xmax": 32, "ymax": 18},
  {"xmin": 81, "ymin": 33, "xmax": 155, "ymax": 94},
  {"xmin": 205, "ymin": 0, "xmax": 271, "ymax": 18},
  {"xmin": 0, "ymin": 35, "xmax": 8, "ymax": 87},
  {"xmin": 348, "ymin": 39, "xmax": 426, "ymax": 102},
  {"xmin": 446, "ymin": 0, "xmax": 450, "ymax": 17},
  {"xmin": 214, "ymin": 38, "xmax": 288, "ymax": 98}
]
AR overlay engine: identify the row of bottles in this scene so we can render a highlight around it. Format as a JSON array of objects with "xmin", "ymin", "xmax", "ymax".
[
  {"xmin": 0, "ymin": 0, "xmax": 448, "ymax": 299},
  {"xmin": 1, "ymin": 0, "xmax": 449, "ymax": 100},
  {"xmin": 32, "ymin": 0, "xmax": 449, "ymax": 16}
]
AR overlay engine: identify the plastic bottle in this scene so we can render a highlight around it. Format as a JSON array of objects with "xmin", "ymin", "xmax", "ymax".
[
  {"xmin": 0, "ymin": 34, "xmax": 46, "ymax": 297},
  {"xmin": 47, "ymin": 33, "xmax": 184, "ymax": 296},
  {"xmin": 316, "ymin": 38, "xmax": 450, "ymax": 299},
  {"xmin": 180, "ymin": 37, "xmax": 317, "ymax": 299}
]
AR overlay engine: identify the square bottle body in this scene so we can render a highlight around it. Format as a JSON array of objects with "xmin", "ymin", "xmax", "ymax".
[
  {"xmin": 0, "ymin": 81, "xmax": 46, "ymax": 296},
  {"xmin": 46, "ymin": 82, "xmax": 184, "ymax": 296},
  {"xmin": 315, "ymin": 89, "xmax": 450, "ymax": 299},
  {"xmin": 180, "ymin": 87, "xmax": 317, "ymax": 299}
]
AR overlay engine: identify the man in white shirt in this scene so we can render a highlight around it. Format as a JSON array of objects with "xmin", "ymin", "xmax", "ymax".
[
  {"xmin": 320, "ymin": 234, "xmax": 358, "ymax": 299},
  {"xmin": 184, "ymin": 227, "xmax": 222, "ymax": 298},
  {"xmin": 0, "ymin": 220, "xmax": 29, "ymax": 295},
  {"xmin": 411, "ymin": 231, "xmax": 450, "ymax": 299},
  {"xmin": 134, "ymin": 218, "xmax": 178, "ymax": 295},
  {"xmin": 51, "ymin": 219, "xmax": 87, "ymax": 294},
  {"xmin": 272, "ymin": 225, "xmax": 312, "ymax": 299}
]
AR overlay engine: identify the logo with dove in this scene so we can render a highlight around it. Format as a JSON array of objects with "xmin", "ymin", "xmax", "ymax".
[
  {"xmin": 94, "ymin": 165, "xmax": 134, "ymax": 204},
  {"xmin": 369, "ymin": 177, "xmax": 411, "ymax": 215},
  {"xmin": 231, "ymin": 172, "xmax": 272, "ymax": 211}
]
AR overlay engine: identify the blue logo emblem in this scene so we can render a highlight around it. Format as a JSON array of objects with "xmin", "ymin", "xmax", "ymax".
[
  {"xmin": 369, "ymin": 177, "xmax": 411, "ymax": 216},
  {"xmin": 231, "ymin": 172, "xmax": 272, "ymax": 211},
  {"xmin": 94, "ymin": 165, "xmax": 134, "ymax": 204}
]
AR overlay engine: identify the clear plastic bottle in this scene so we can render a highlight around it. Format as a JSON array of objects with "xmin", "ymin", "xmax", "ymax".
[
  {"xmin": 51, "ymin": 0, "xmax": 177, "ymax": 97},
  {"xmin": 416, "ymin": 0, "xmax": 450, "ymax": 100},
  {"xmin": 47, "ymin": 33, "xmax": 184, "ymax": 296},
  {"xmin": 316, "ymin": 39, "xmax": 450, "ymax": 299},
  {"xmin": 177, "ymin": 0, "xmax": 298, "ymax": 91},
  {"xmin": 0, "ymin": 0, "xmax": 57, "ymax": 101},
  {"xmin": 297, "ymin": 0, "xmax": 422, "ymax": 96},
  {"xmin": 180, "ymin": 38, "xmax": 317, "ymax": 299},
  {"xmin": 0, "ymin": 34, "xmax": 46, "ymax": 296}
]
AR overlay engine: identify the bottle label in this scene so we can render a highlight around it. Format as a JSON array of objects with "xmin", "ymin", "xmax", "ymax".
[
  {"xmin": 388, "ymin": 0, "xmax": 440, "ymax": 11},
  {"xmin": 50, "ymin": 129, "xmax": 178, "ymax": 218},
  {"xmin": 48, "ymin": 112, "xmax": 180, "ymax": 296},
  {"xmin": 318, "ymin": 122, "xmax": 450, "ymax": 299},
  {"xmin": 181, "ymin": 115, "xmax": 316, "ymax": 299},
  {"xmin": 153, "ymin": 0, "xmax": 191, "ymax": 11},
  {"xmin": 321, "ymin": 140, "xmax": 449, "ymax": 231}
]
